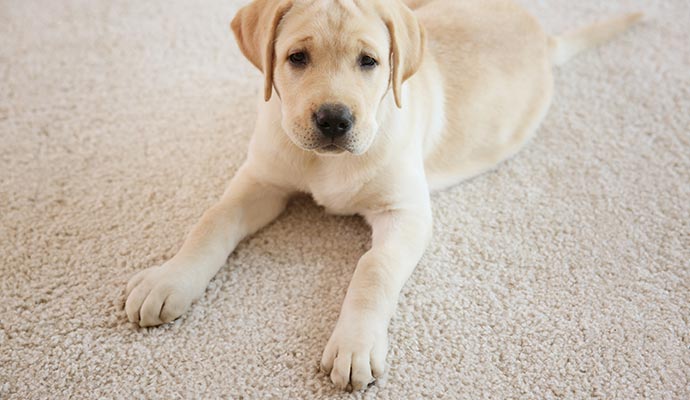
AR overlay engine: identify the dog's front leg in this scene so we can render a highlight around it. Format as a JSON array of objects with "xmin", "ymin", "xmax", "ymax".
[
  {"xmin": 321, "ymin": 206, "xmax": 432, "ymax": 390},
  {"xmin": 124, "ymin": 164, "xmax": 290, "ymax": 327}
]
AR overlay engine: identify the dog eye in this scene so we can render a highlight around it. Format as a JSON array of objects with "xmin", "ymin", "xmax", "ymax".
[
  {"xmin": 359, "ymin": 55, "xmax": 378, "ymax": 69},
  {"xmin": 289, "ymin": 52, "xmax": 308, "ymax": 66}
]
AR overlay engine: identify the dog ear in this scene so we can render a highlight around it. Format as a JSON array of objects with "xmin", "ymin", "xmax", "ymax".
[
  {"xmin": 381, "ymin": 2, "xmax": 426, "ymax": 108},
  {"xmin": 231, "ymin": 0, "xmax": 293, "ymax": 102}
]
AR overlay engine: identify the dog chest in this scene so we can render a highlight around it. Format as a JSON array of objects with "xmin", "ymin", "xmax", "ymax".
[{"xmin": 308, "ymin": 181, "xmax": 363, "ymax": 216}]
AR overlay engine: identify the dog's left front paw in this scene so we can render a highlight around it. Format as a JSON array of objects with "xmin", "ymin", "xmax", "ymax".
[{"xmin": 320, "ymin": 315, "xmax": 388, "ymax": 391}]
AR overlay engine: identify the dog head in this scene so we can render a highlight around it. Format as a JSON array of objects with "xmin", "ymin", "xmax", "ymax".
[{"xmin": 231, "ymin": 0, "xmax": 424, "ymax": 155}]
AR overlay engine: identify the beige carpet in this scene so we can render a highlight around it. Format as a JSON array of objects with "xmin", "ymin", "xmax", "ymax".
[{"xmin": 1, "ymin": 0, "xmax": 689, "ymax": 398}]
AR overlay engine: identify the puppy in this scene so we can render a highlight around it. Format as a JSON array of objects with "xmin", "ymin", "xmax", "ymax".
[{"xmin": 124, "ymin": 0, "xmax": 641, "ymax": 390}]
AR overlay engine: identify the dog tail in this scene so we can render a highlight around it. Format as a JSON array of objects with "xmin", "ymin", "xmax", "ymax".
[{"xmin": 549, "ymin": 13, "xmax": 643, "ymax": 66}]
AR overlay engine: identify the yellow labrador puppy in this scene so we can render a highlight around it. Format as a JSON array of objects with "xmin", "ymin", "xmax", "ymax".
[{"xmin": 125, "ymin": 0, "xmax": 640, "ymax": 390}]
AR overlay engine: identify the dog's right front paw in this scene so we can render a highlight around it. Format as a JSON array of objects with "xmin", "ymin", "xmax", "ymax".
[{"xmin": 124, "ymin": 265, "xmax": 197, "ymax": 327}]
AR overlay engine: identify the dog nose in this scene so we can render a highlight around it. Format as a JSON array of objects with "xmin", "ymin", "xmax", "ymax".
[{"xmin": 314, "ymin": 103, "xmax": 353, "ymax": 138}]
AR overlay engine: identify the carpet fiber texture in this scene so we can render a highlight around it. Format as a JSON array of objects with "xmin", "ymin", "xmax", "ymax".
[{"xmin": 1, "ymin": 0, "xmax": 689, "ymax": 398}]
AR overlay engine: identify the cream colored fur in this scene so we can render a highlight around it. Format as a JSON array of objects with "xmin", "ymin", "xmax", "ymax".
[{"xmin": 124, "ymin": 0, "xmax": 641, "ymax": 391}]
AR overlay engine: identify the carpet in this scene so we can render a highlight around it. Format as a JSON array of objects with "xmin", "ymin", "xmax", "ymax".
[{"xmin": 1, "ymin": 0, "xmax": 688, "ymax": 398}]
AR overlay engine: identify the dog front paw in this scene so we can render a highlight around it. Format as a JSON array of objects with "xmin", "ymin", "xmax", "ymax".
[
  {"xmin": 320, "ymin": 315, "xmax": 388, "ymax": 391},
  {"xmin": 124, "ymin": 264, "xmax": 199, "ymax": 327}
]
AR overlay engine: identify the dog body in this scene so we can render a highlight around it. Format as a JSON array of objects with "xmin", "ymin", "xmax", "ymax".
[
  {"xmin": 125, "ymin": 0, "xmax": 640, "ymax": 390},
  {"xmin": 250, "ymin": 0, "xmax": 551, "ymax": 197}
]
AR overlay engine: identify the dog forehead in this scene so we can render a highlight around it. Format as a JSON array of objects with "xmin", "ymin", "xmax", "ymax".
[
  {"xmin": 291, "ymin": 0, "xmax": 377, "ymax": 15},
  {"xmin": 278, "ymin": 0, "xmax": 387, "ymax": 48}
]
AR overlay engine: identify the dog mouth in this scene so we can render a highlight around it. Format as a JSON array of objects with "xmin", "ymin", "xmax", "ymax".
[{"xmin": 314, "ymin": 143, "xmax": 346, "ymax": 155}]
